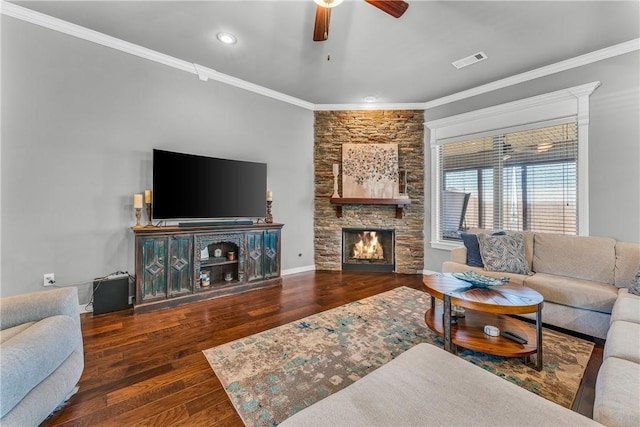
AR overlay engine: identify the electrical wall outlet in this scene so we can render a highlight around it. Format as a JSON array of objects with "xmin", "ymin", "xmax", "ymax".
[{"xmin": 43, "ymin": 273, "xmax": 55, "ymax": 287}]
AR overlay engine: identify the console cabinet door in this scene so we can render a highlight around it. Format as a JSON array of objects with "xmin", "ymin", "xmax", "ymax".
[
  {"xmin": 139, "ymin": 236, "xmax": 169, "ymax": 303},
  {"xmin": 246, "ymin": 231, "xmax": 264, "ymax": 282},
  {"xmin": 264, "ymin": 229, "xmax": 280, "ymax": 279},
  {"xmin": 168, "ymin": 234, "xmax": 193, "ymax": 297}
]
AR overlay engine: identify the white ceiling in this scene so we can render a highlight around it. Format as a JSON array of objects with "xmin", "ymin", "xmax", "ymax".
[{"xmin": 10, "ymin": 0, "xmax": 640, "ymax": 105}]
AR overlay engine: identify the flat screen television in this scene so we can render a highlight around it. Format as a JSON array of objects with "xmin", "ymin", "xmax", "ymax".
[{"xmin": 153, "ymin": 149, "xmax": 267, "ymax": 220}]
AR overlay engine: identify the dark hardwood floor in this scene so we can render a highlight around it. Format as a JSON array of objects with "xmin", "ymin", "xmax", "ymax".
[{"xmin": 43, "ymin": 271, "xmax": 603, "ymax": 426}]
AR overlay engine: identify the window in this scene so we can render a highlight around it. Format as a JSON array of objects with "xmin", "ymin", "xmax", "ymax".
[
  {"xmin": 426, "ymin": 82, "xmax": 599, "ymax": 249},
  {"xmin": 440, "ymin": 123, "xmax": 578, "ymax": 240}
]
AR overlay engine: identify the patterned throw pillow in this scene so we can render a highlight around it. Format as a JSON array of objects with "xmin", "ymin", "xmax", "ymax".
[
  {"xmin": 630, "ymin": 267, "xmax": 640, "ymax": 296},
  {"xmin": 477, "ymin": 233, "xmax": 532, "ymax": 275},
  {"xmin": 461, "ymin": 231, "xmax": 506, "ymax": 267}
]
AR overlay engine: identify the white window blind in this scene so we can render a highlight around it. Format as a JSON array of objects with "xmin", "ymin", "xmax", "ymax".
[{"xmin": 440, "ymin": 122, "xmax": 578, "ymax": 239}]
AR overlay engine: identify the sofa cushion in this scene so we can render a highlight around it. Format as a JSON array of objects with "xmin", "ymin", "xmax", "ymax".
[
  {"xmin": 280, "ymin": 343, "xmax": 599, "ymax": 427},
  {"xmin": 478, "ymin": 233, "xmax": 531, "ymax": 275},
  {"xmin": 0, "ymin": 287, "xmax": 80, "ymax": 331},
  {"xmin": 594, "ymin": 357, "xmax": 640, "ymax": 427},
  {"xmin": 461, "ymin": 231, "xmax": 506, "ymax": 267},
  {"xmin": 524, "ymin": 272, "xmax": 618, "ymax": 314},
  {"xmin": 604, "ymin": 321, "xmax": 640, "ymax": 363},
  {"xmin": 533, "ymin": 234, "xmax": 616, "ymax": 284},
  {"xmin": 614, "ymin": 241, "xmax": 640, "ymax": 288},
  {"xmin": 611, "ymin": 291, "xmax": 640, "ymax": 324},
  {"xmin": 617, "ymin": 287, "xmax": 640, "ymax": 300},
  {"xmin": 1, "ymin": 350, "xmax": 83, "ymax": 427},
  {"xmin": 518, "ymin": 300, "xmax": 611, "ymax": 340},
  {"xmin": 0, "ymin": 321, "xmax": 36, "ymax": 344},
  {"xmin": 0, "ymin": 315, "xmax": 78, "ymax": 417}
]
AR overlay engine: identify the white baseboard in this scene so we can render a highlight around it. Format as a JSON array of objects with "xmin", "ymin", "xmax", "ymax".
[
  {"xmin": 282, "ymin": 265, "xmax": 316, "ymax": 276},
  {"xmin": 282, "ymin": 266, "xmax": 439, "ymax": 276},
  {"xmin": 79, "ymin": 304, "xmax": 92, "ymax": 314}
]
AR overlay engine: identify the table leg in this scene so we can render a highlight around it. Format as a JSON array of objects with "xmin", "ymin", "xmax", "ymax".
[
  {"xmin": 430, "ymin": 296, "xmax": 435, "ymax": 310},
  {"xmin": 443, "ymin": 295, "xmax": 453, "ymax": 353},
  {"xmin": 536, "ymin": 303, "xmax": 543, "ymax": 371}
]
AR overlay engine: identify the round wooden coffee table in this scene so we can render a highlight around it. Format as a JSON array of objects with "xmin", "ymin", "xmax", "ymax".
[{"xmin": 423, "ymin": 273, "xmax": 544, "ymax": 370}]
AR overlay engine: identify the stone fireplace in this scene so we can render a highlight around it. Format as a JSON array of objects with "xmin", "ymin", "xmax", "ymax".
[
  {"xmin": 313, "ymin": 110, "xmax": 425, "ymax": 274},
  {"xmin": 342, "ymin": 228, "xmax": 395, "ymax": 272}
]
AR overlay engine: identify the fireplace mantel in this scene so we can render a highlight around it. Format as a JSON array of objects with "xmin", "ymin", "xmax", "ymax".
[{"xmin": 329, "ymin": 197, "xmax": 411, "ymax": 219}]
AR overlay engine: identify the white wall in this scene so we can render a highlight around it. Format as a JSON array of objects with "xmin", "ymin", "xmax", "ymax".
[
  {"xmin": 1, "ymin": 16, "xmax": 315, "ymax": 301},
  {"xmin": 423, "ymin": 51, "xmax": 640, "ymax": 272}
]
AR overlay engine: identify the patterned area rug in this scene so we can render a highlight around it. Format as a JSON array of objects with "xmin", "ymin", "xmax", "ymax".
[{"xmin": 203, "ymin": 286, "xmax": 594, "ymax": 427}]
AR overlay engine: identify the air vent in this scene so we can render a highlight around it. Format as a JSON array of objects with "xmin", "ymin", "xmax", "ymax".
[{"xmin": 452, "ymin": 52, "xmax": 488, "ymax": 69}]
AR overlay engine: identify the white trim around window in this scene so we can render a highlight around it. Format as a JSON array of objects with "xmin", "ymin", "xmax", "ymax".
[{"xmin": 425, "ymin": 81, "xmax": 600, "ymax": 250}]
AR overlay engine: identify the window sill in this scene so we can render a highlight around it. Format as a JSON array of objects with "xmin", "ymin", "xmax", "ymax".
[{"xmin": 430, "ymin": 240, "xmax": 464, "ymax": 251}]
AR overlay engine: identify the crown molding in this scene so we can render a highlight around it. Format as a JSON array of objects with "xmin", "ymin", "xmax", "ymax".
[
  {"xmin": 420, "ymin": 38, "xmax": 638, "ymax": 110},
  {"xmin": 0, "ymin": 1, "xmax": 315, "ymax": 110},
  {"xmin": 314, "ymin": 102, "xmax": 427, "ymax": 111},
  {"xmin": 425, "ymin": 81, "xmax": 600, "ymax": 132},
  {"xmin": 2, "ymin": 1, "xmax": 638, "ymax": 112}
]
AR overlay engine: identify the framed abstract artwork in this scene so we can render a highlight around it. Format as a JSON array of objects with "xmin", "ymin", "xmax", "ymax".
[{"xmin": 342, "ymin": 143, "xmax": 399, "ymax": 198}]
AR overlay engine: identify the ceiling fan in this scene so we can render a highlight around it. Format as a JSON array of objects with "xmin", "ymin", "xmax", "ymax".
[{"xmin": 313, "ymin": 0, "xmax": 409, "ymax": 42}]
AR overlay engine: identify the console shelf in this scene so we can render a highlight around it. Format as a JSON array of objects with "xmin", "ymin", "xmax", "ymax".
[
  {"xmin": 200, "ymin": 258, "xmax": 238, "ymax": 267},
  {"xmin": 132, "ymin": 223, "xmax": 283, "ymax": 314},
  {"xmin": 329, "ymin": 197, "xmax": 411, "ymax": 219}
]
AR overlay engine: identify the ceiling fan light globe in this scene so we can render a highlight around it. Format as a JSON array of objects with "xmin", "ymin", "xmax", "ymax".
[{"xmin": 314, "ymin": 0, "xmax": 345, "ymax": 8}]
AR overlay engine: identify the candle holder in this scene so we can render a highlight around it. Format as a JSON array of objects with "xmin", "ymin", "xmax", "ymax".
[
  {"xmin": 133, "ymin": 208, "xmax": 143, "ymax": 229},
  {"xmin": 332, "ymin": 166, "xmax": 340, "ymax": 198},
  {"xmin": 399, "ymin": 170, "xmax": 409, "ymax": 198},
  {"xmin": 265, "ymin": 200, "xmax": 273, "ymax": 224},
  {"xmin": 145, "ymin": 202, "xmax": 153, "ymax": 227}
]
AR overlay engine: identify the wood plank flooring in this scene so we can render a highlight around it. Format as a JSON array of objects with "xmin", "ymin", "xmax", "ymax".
[{"xmin": 43, "ymin": 271, "xmax": 602, "ymax": 426}]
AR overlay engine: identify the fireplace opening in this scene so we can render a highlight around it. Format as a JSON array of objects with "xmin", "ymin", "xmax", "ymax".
[{"xmin": 342, "ymin": 228, "xmax": 395, "ymax": 272}]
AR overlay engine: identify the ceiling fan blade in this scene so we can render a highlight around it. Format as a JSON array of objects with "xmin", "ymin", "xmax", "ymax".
[
  {"xmin": 364, "ymin": 0, "xmax": 409, "ymax": 18},
  {"xmin": 313, "ymin": 5, "xmax": 331, "ymax": 42}
]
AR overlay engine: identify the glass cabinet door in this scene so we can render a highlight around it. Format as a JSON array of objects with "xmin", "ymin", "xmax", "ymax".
[
  {"xmin": 140, "ymin": 236, "xmax": 168, "ymax": 302},
  {"xmin": 246, "ymin": 231, "xmax": 264, "ymax": 282},
  {"xmin": 264, "ymin": 230, "xmax": 280, "ymax": 279},
  {"xmin": 168, "ymin": 235, "xmax": 193, "ymax": 297}
]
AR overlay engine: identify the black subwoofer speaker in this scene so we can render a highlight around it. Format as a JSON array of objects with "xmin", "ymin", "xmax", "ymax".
[{"xmin": 92, "ymin": 276, "xmax": 131, "ymax": 315}]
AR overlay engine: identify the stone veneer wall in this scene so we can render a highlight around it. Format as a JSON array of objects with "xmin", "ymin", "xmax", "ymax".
[{"xmin": 314, "ymin": 110, "xmax": 424, "ymax": 274}]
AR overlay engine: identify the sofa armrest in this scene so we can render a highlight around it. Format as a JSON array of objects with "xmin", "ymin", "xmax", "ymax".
[
  {"xmin": 0, "ymin": 287, "xmax": 80, "ymax": 331},
  {"xmin": 450, "ymin": 247, "xmax": 467, "ymax": 264}
]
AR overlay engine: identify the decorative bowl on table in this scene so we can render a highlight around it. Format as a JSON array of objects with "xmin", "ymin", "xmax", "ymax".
[{"xmin": 451, "ymin": 271, "xmax": 509, "ymax": 288}]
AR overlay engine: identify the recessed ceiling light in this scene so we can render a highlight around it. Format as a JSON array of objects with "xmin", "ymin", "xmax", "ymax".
[
  {"xmin": 216, "ymin": 32, "xmax": 237, "ymax": 45},
  {"xmin": 364, "ymin": 96, "xmax": 377, "ymax": 103}
]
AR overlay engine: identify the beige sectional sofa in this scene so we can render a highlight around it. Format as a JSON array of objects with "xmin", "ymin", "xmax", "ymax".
[
  {"xmin": 442, "ymin": 232, "xmax": 640, "ymax": 339},
  {"xmin": 277, "ymin": 233, "xmax": 640, "ymax": 426},
  {"xmin": 442, "ymin": 231, "xmax": 640, "ymax": 426}
]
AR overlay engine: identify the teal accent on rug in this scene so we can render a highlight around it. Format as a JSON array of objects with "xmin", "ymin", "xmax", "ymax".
[{"xmin": 203, "ymin": 286, "xmax": 593, "ymax": 427}]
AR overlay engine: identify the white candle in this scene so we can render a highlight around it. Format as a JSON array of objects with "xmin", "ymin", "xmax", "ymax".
[
  {"xmin": 266, "ymin": 191, "xmax": 273, "ymax": 201},
  {"xmin": 144, "ymin": 189, "xmax": 152, "ymax": 203},
  {"xmin": 133, "ymin": 194, "xmax": 143, "ymax": 209},
  {"xmin": 333, "ymin": 163, "xmax": 339, "ymax": 175}
]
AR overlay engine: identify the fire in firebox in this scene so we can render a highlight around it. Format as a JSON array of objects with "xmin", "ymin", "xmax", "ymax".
[{"xmin": 353, "ymin": 231, "xmax": 384, "ymax": 260}]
